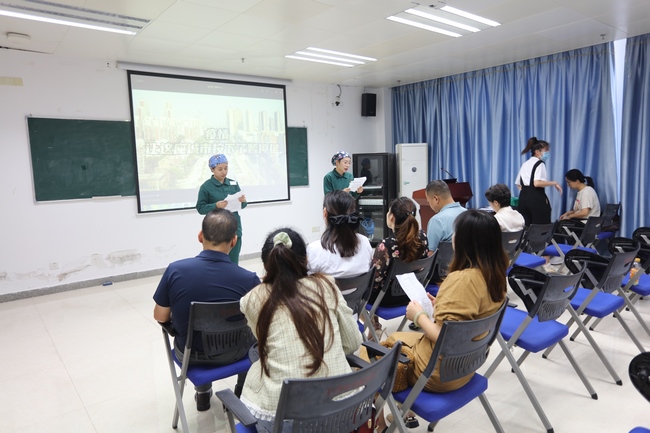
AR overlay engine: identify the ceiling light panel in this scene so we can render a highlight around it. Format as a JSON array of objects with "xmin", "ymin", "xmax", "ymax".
[
  {"xmin": 286, "ymin": 47, "xmax": 377, "ymax": 67},
  {"xmin": 387, "ymin": 5, "xmax": 500, "ymax": 38},
  {"xmin": 0, "ymin": 0, "xmax": 150, "ymax": 34}
]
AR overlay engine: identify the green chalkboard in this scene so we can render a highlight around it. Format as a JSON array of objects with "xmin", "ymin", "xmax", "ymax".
[
  {"xmin": 27, "ymin": 117, "xmax": 136, "ymax": 201},
  {"xmin": 287, "ymin": 127, "xmax": 308, "ymax": 187}
]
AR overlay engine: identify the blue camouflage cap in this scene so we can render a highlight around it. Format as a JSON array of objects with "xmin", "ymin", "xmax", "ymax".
[{"xmin": 209, "ymin": 154, "xmax": 228, "ymax": 168}]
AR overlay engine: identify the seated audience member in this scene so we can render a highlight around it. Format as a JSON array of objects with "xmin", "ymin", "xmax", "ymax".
[
  {"xmin": 153, "ymin": 209, "xmax": 260, "ymax": 411},
  {"xmin": 374, "ymin": 210, "xmax": 508, "ymax": 433},
  {"xmin": 560, "ymin": 169, "xmax": 601, "ymax": 222},
  {"xmin": 307, "ymin": 190, "xmax": 373, "ymax": 278},
  {"xmin": 485, "ymin": 183, "xmax": 525, "ymax": 232},
  {"xmin": 370, "ymin": 197, "xmax": 429, "ymax": 307},
  {"xmin": 425, "ymin": 180, "xmax": 467, "ymax": 251},
  {"xmin": 239, "ymin": 228, "xmax": 363, "ymax": 421}
]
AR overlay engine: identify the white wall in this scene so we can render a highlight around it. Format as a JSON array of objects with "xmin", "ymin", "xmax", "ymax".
[{"xmin": 0, "ymin": 49, "xmax": 388, "ymax": 296}]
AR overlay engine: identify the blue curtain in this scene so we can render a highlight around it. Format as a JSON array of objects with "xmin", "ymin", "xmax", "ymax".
[
  {"xmin": 393, "ymin": 43, "xmax": 618, "ymax": 220},
  {"xmin": 620, "ymin": 34, "xmax": 650, "ymax": 236}
]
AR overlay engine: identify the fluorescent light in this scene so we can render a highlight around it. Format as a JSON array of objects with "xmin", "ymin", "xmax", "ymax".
[
  {"xmin": 386, "ymin": 16, "xmax": 462, "ymax": 37},
  {"xmin": 285, "ymin": 55, "xmax": 355, "ymax": 67},
  {"xmin": 295, "ymin": 51, "xmax": 364, "ymax": 65},
  {"xmin": 306, "ymin": 47, "xmax": 377, "ymax": 62},
  {"xmin": 0, "ymin": 9, "xmax": 137, "ymax": 34},
  {"xmin": 441, "ymin": 6, "xmax": 500, "ymax": 27},
  {"xmin": 405, "ymin": 8, "xmax": 480, "ymax": 32}
]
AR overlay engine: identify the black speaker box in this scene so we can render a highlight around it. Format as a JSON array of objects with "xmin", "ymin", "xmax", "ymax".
[{"xmin": 361, "ymin": 93, "xmax": 376, "ymax": 117}]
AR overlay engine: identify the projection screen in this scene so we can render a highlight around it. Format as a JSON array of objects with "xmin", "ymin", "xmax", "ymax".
[{"xmin": 127, "ymin": 71, "xmax": 289, "ymax": 213}]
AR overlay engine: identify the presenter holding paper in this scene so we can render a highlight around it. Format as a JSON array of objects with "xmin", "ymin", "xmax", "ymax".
[
  {"xmin": 196, "ymin": 154, "xmax": 247, "ymax": 264},
  {"xmin": 323, "ymin": 151, "xmax": 363, "ymax": 197}
]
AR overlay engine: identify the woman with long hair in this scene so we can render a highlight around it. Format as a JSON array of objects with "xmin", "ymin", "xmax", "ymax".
[
  {"xmin": 307, "ymin": 190, "xmax": 373, "ymax": 278},
  {"xmin": 515, "ymin": 137, "xmax": 563, "ymax": 225},
  {"xmin": 560, "ymin": 169, "xmax": 601, "ymax": 222},
  {"xmin": 374, "ymin": 210, "xmax": 508, "ymax": 432},
  {"xmin": 370, "ymin": 197, "xmax": 429, "ymax": 306},
  {"xmin": 239, "ymin": 228, "xmax": 362, "ymax": 421}
]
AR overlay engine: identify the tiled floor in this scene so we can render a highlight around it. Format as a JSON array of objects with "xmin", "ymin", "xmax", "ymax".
[{"xmin": 1, "ymin": 257, "xmax": 649, "ymax": 433}]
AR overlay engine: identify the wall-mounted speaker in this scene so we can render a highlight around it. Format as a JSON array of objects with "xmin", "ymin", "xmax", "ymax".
[{"xmin": 361, "ymin": 93, "xmax": 376, "ymax": 117}]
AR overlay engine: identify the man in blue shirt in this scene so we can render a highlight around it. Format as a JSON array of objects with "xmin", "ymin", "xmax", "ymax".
[
  {"xmin": 426, "ymin": 180, "xmax": 467, "ymax": 251},
  {"xmin": 153, "ymin": 208, "xmax": 260, "ymax": 411}
]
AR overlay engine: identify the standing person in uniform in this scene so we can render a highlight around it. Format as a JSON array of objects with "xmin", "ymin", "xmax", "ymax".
[
  {"xmin": 515, "ymin": 137, "xmax": 562, "ymax": 225},
  {"xmin": 196, "ymin": 154, "xmax": 247, "ymax": 265},
  {"xmin": 323, "ymin": 151, "xmax": 364, "ymax": 197}
]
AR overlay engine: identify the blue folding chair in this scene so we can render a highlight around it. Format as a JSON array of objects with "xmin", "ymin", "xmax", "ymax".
[
  {"xmin": 541, "ymin": 244, "xmax": 643, "ymax": 385},
  {"xmin": 365, "ymin": 253, "xmax": 437, "ymax": 341},
  {"xmin": 160, "ymin": 301, "xmax": 255, "ymax": 433},
  {"xmin": 543, "ymin": 216, "xmax": 604, "ymax": 262},
  {"xmin": 383, "ymin": 300, "xmax": 508, "ymax": 433},
  {"xmin": 216, "ymin": 342, "xmax": 405, "ymax": 433},
  {"xmin": 484, "ymin": 264, "xmax": 594, "ymax": 433},
  {"xmin": 335, "ymin": 267, "xmax": 375, "ymax": 337},
  {"xmin": 513, "ymin": 223, "xmax": 555, "ymax": 269}
]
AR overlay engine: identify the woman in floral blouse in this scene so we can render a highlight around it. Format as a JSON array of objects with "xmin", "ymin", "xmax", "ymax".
[{"xmin": 370, "ymin": 197, "xmax": 429, "ymax": 307}]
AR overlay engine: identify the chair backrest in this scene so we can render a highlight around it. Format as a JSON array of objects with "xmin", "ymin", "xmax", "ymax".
[
  {"xmin": 384, "ymin": 253, "xmax": 437, "ymax": 298},
  {"xmin": 423, "ymin": 299, "xmax": 507, "ymax": 382},
  {"xmin": 601, "ymin": 203, "xmax": 621, "ymax": 231},
  {"xmin": 565, "ymin": 240, "xmax": 639, "ymax": 293},
  {"xmin": 632, "ymin": 227, "xmax": 650, "ymax": 268},
  {"xmin": 508, "ymin": 265, "xmax": 585, "ymax": 322},
  {"xmin": 502, "ymin": 229, "xmax": 524, "ymax": 264},
  {"xmin": 521, "ymin": 223, "xmax": 555, "ymax": 254},
  {"xmin": 270, "ymin": 341, "xmax": 403, "ymax": 433},
  {"xmin": 578, "ymin": 216, "xmax": 606, "ymax": 246},
  {"xmin": 334, "ymin": 267, "xmax": 375, "ymax": 316},
  {"xmin": 186, "ymin": 301, "xmax": 255, "ymax": 359},
  {"xmin": 431, "ymin": 241, "xmax": 454, "ymax": 282}
]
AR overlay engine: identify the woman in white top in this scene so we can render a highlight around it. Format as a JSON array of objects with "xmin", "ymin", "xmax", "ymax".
[
  {"xmin": 307, "ymin": 190, "xmax": 373, "ymax": 278},
  {"xmin": 485, "ymin": 183, "xmax": 525, "ymax": 232},
  {"xmin": 560, "ymin": 169, "xmax": 601, "ymax": 222},
  {"xmin": 515, "ymin": 137, "xmax": 563, "ymax": 226}
]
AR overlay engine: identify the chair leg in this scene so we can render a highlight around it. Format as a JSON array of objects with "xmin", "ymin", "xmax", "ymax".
[
  {"xmin": 495, "ymin": 335, "xmax": 554, "ymax": 433},
  {"xmin": 478, "ymin": 393, "xmax": 505, "ymax": 433},
  {"xmin": 569, "ymin": 315, "xmax": 594, "ymax": 341},
  {"xmin": 565, "ymin": 307, "xmax": 622, "ymax": 385},
  {"xmin": 515, "ymin": 350, "xmax": 532, "ymax": 367},
  {"xmin": 395, "ymin": 316, "xmax": 408, "ymax": 332},
  {"xmin": 616, "ymin": 288, "xmax": 650, "ymax": 337},
  {"xmin": 557, "ymin": 340, "xmax": 598, "ymax": 399},
  {"xmin": 163, "ymin": 332, "xmax": 190, "ymax": 433},
  {"xmin": 613, "ymin": 312, "xmax": 646, "ymax": 352},
  {"xmin": 384, "ymin": 396, "xmax": 408, "ymax": 433}
]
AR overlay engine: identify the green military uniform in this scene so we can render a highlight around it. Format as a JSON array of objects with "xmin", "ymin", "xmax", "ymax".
[
  {"xmin": 323, "ymin": 169, "xmax": 359, "ymax": 198},
  {"xmin": 196, "ymin": 177, "xmax": 247, "ymax": 264}
]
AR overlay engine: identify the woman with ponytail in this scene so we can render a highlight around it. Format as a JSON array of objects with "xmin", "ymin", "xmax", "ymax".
[
  {"xmin": 239, "ymin": 228, "xmax": 362, "ymax": 421},
  {"xmin": 560, "ymin": 169, "xmax": 600, "ymax": 222},
  {"xmin": 515, "ymin": 136, "xmax": 563, "ymax": 225},
  {"xmin": 307, "ymin": 190, "xmax": 373, "ymax": 278},
  {"xmin": 370, "ymin": 197, "xmax": 429, "ymax": 307}
]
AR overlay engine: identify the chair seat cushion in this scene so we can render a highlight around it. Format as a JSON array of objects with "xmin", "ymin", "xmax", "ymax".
[
  {"xmin": 367, "ymin": 304, "xmax": 407, "ymax": 321},
  {"xmin": 392, "ymin": 373, "xmax": 488, "ymax": 422},
  {"xmin": 629, "ymin": 428, "xmax": 650, "ymax": 433},
  {"xmin": 622, "ymin": 273, "xmax": 650, "ymax": 296},
  {"xmin": 597, "ymin": 231, "xmax": 615, "ymax": 240},
  {"xmin": 235, "ymin": 424, "xmax": 257, "ymax": 433},
  {"xmin": 570, "ymin": 288, "xmax": 625, "ymax": 317},
  {"xmin": 543, "ymin": 244, "xmax": 597, "ymax": 257},
  {"xmin": 514, "ymin": 252, "xmax": 546, "ymax": 268},
  {"xmin": 172, "ymin": 349, "xmax": 252, "ymax": 386},
  {"xmin": 499, "ymin": 307, "xmax": 568, "ymax": 352}
]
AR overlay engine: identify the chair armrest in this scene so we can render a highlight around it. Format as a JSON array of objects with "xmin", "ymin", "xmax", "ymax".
[
  {"xmin": 215, "ymin": 389, "xmax": 258, "ymax": 427},
  {"xmin": 362, "ymin": 341, "xmax": 411, "ymax": 364},
  {"xmin": 158, "ymin": 321, "xmax": 177, "ymax": 337},
  {"xmin": 347, "ymin": 353, "xmax": 371, "ymax": 368}
]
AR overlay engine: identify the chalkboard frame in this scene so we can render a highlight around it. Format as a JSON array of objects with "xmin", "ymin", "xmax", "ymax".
[
  {"xmin": 27, "ymin": 117, "xmax": 136, "ymax": 201},
  {"xmin": 287, "ymin": 126, "xmax": 309, "ymax": 187}
]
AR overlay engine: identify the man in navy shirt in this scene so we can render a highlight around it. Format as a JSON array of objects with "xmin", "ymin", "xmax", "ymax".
[{"xmin": 154, "ymin": 208, "xmax": 260, "ymax": 411}]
